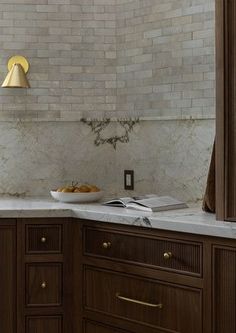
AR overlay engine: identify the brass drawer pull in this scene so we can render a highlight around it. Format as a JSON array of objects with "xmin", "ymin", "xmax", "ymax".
[
  {"xmin": 102, "ymin": 242, "xmax": 111, "ymax": 249},
  {"xmin": 116, "ymin": 292, "xmax": 163, "ymax": 309},
  {"xmin": 40, "ymin": 237, "xmax": 47, "ymax": 243},
  {"xmin": 41, "ymin": 281, "xmax": 47, "ymax": 289},
  {"xmin": 163, "ymin": 252, "xmax": 172, "ymax": 260}
]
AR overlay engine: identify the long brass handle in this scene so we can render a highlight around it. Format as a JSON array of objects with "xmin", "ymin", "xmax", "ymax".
[{"xmin": 116, "ymin": 293, "xmax": 163, "ymax": 309}]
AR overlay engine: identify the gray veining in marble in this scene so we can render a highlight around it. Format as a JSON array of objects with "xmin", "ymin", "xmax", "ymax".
[
  {"xmin": 0, "ymin": 119, "xmax": 214, "ymax": 203},
  {"xmin": 81, "ymin": 118, "xmax": 139, "ymax": 149},
  {"xmin": 0, "ymin": 197, "xmax": 234, "ymax": 239}
]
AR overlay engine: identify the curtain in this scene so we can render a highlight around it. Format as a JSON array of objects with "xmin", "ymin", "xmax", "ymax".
[{"xmin": 202, "ymin": 142, "xmax": 215, "ymax": 213}]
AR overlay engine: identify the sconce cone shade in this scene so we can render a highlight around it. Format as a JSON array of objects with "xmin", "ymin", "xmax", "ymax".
[{"xmin": 1, "ymin": 63, "xmax": 30, "ymax": 88}]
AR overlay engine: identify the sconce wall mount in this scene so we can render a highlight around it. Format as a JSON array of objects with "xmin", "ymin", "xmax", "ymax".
[{"xmin": 2, "ymin": 55, "xmax": 30, "ymax": 88}]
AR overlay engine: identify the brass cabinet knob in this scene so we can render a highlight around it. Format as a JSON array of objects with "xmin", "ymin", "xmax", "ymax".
[
  {"xmin": 41, "ymin": 281, "xmax": 47, "ymax": 289},
  {"xmin": 102, "ymin": 242, "xmax": 111, "ymax": 249},
  {"xmin": 41, "ymin": 237, "xmax": 47, "ymax": 243},
  {"xmin": 163, "ymin": 252, "xmax": 173, "ymax": 260}
]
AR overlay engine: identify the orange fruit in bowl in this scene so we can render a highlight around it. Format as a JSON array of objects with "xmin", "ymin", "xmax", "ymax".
[
  {"xmin": 88, "ymin": 185, "xmax": 100, "ymax": 192},
  {"xmin": 77, "ymin": 185, "xmax": 90, "ymax": 193}
]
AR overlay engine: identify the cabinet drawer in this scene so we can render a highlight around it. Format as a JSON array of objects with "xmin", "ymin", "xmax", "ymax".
[
  {"xmin": 84, "ymin": 228, "xmax": 202, "ymax": 276},
  {"xmin": 84, "ymin": 320, "xmax": 131, "ymax": 333},
  {"xmin": 26, "ymin": 264, "xmax": 62, "ymax": 307},
  {"xmin": 26, "ymin": 316, "xmax": 62, "ymax": 333},
  {"xmin": 26, "ymin": 224, "xmax": 62, "ymax": 254},
  {"xmin": 84, "ymin": 266, "xmax": 202, "ymax": 333}
]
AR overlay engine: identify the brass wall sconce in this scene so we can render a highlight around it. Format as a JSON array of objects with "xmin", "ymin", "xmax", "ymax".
[{"xmin": 2, "ymin": 55, "xmax": 30, "ymax": 88}]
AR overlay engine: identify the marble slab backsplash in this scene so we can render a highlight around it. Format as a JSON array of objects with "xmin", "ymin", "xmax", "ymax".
[
  {"xmin": 0, "ymin": 119, "xmax": 214, "ymax": 203},
  {"xmin": 115, "ymin": 119, "xmax": 215, "ymax": 203}
]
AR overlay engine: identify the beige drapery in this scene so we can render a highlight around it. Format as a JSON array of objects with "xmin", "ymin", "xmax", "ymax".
[{"xmin": 202, "ymin": 142, "xmax": 215, "ymax": 213}]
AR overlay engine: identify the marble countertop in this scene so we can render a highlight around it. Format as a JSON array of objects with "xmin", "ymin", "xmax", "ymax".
[{"xmin": 0, "ymin": 197, "xmax": 235, "ymax": 239}]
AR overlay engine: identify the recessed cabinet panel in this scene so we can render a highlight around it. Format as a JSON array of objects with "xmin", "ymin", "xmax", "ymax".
[
  {"xmin": 26, "ymin": 263, "xmax": 62, "ymax": 307},
  {"xmin": 213, "ymin": 246, "xmax": 236, "ymax": 333},
  {"xmin": 26, "ymin": 225, "xmax": 62, "ymax": 254},
  {"xmin": 84, "ymin": 266, "xmax": 202, "ymax": 333},
  {"xmin": 26, "ymin": 316, "xmax": 62, "ymax": 333},
  {"xmin": 84, "ymin": 227, "xmax": 202, "ymax": 276}
]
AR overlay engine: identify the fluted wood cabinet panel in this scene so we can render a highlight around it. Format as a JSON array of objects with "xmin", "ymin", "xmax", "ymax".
[
  {"xmin": 26, "ymin": 225, "xmax": 62, "ymax": 254},
  {"xmin": 84, "ymin": 227, "xmax": 202, "ymax": 276},
  {"xmin": 84, "ymin": 266, "xmax": 202, "ymax": 333},
  {"xmin": 26, "ymin": 263, "xmax": 62, "ymax": 307},
  {"xmin": 0, "ymin": 224, "xmax": 16, "ymax": 333},
  {"xmin": 213, "ymin": 246, "xmax": 236, "ymax": 333}
]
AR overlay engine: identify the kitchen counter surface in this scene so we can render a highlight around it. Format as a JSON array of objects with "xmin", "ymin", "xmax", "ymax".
[{"xmin": 0, "ymin": 197, "xmax": 235, "ymax": 239}]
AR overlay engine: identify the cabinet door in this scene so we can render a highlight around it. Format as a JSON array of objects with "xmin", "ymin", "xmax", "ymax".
[
  {"xmin": 26, "ymin": 263, "xmax": 62, "ymax": 307},
  {"xmin": 0, "ymin": 224, "xmax": 16, "ymax": 333},
  {"xmin": 213, "ymin": 246, "xmax": 236, "ymax": 332}
]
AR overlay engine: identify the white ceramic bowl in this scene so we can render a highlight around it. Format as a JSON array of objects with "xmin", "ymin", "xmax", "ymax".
[{"xmin": 50, "ymin": 190, "xmax": 104, "ymax": 203}]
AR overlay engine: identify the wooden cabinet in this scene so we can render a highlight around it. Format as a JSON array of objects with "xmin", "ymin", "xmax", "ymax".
[
  {"xmin": 213, "ymin": 245, "xmax": 236, "ymax": 333},
  {"xmin": 0, "ymin": 216, "xmax": 235, "ymax": 333},
  {"xmin": 84, "ymin": 266, "xmax": 202, "ymax": 333},
  {"xmin": 79, "ymin": 221, "xmax": 236, "ymax": 333},
  {"xmin": 80, "ymin": 223, "xmax": 206, "ymax": 333},
  {"xmin": 17, "ymin": 218, "xmax": 73, "ymax": 333},
  {"xmin": 0, "ymin": 220, "xmax": 16, "ymax": 333}
]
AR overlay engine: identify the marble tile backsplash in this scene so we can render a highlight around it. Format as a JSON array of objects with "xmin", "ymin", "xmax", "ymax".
[{"xmin": 0, "ymin": 120, "xmax": 214, "ymax": 202}]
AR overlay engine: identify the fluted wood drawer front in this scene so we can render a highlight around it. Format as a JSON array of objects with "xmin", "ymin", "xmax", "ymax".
[
  {"xmin": 84, "ymin": 267, "xmax": 202, "ymax": 333},
  {"xmin": 26, "ymin": 316, "xmax": 62, "ymax": 333},
  {"xmin": 213, "ymin": 246, "xmax": 236, "ymax": 333},
  {"xmin": 84, "ymin": 320, "xmax": 132, "ymax": 333},
  {"xmin": 84, "ymin": 228, "xmax": 202, "ymax": 276},
  {"xmin": 26, "ymin": 225, "xmax": 62, "ymax": 254},
  {"xmin": 26, "ymin": 264, "xmax": 62, "ymax": 307}
]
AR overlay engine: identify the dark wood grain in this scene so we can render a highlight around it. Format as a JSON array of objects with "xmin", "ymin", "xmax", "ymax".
[
  {"xmin": 84, "ymin": 226, "xmax": 202, "ymax": 276},
  {"xmin": 26, "ymin": 316, "xmax": 62, "ymax": 333},
  {"xmin": 84, "ymin": 320, "xmax": 132, "ymax": 333},
  {"xmin": 11, "ymin": 218, "xmax": 236, "ymax": 333},
  {"xmin": 26, "ymin": 224, "xmax": 62, "ymax": 254},
  {"xmin": 216, "ymin": 0, "xmax": 236, "ymax": 220},
  {"xmin": 26, "ymin": 263, "xmax": 62, "ymax": 307},
  {"xmin": 213, "ymin": 245, "xmax": 236, "ymax": 332},
  {"xmin": 17, "ymin": 218, "xmax": 73, "ymax": 333},
  {"xmin": 84, "ymin": 266, "xmax": 202, "ymax": 333},
  {"xmin": 0, "ymin": 222, "xmax": 16, "ymax": 333},
  {"xmin": 216, "ymin": 0, "xmax": 226, "ymax": 220}
]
